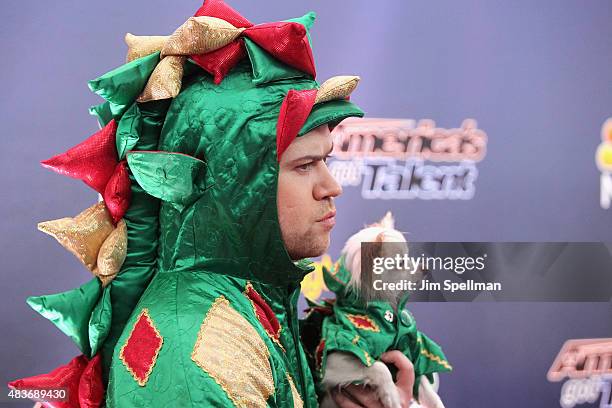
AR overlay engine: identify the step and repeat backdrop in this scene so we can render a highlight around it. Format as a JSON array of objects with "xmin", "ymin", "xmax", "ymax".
[{"xmin": 2, "ymin": 1, "xmax": 611, "ymax": 407}]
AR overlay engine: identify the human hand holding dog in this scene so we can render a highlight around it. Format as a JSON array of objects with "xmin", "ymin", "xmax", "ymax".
[
  {"xmin": 331, "ymin": 350, "xmax": 416, "ymax": 408},
  {"xmin": 382, "ymin": 351, "xmax": 416, "ymax": 407}
]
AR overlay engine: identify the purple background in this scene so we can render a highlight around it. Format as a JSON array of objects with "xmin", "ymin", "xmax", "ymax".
[{"xmin": 2, "ymin": 1, "xmax": 611, "ymax": 407}]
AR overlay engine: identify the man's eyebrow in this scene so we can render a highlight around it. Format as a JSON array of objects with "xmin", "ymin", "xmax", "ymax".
[{"xmin": 288, "ymin": 144, "xmax": 334, "ymax": 165}]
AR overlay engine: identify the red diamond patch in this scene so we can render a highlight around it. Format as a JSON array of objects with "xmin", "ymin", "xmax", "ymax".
[{"xmin": 120, "ymin": 308, "xmax": 163, "ymax": 386}]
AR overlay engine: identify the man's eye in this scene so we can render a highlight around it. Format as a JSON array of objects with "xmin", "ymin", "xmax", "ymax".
[
  {"xmin": 297, "ymin": 162, "xmax": 314, "ymax": 171},
  {"xmin": 323, "ymin": 154, "xmax": 333, "ymax": 163}
]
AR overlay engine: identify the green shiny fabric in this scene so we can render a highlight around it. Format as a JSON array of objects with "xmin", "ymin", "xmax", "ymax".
[
  {"xmin": 115, "ymin": 104, "xmax": 142, "ymax": 160},
  {"xmin": 310, "ymin": 257, "xmax": 452, "ymax": 398},
  {"xmin": 127, "ymin": 151, "xmax": 207, "ymax": 210},
  {"xmin": 245, "ymin": 38, "xmax": 307, "ymax": 85},
  {"xmin": 89, "ymin": 101, "xmax": 114, "ymax": 128},
  {"xmin": 26, "ymin": 278, "xmax": 102, "ymax": 357},
  {"xmin": 88, "ymin": 284, "xmax": 112, "ymax": 356},
  {"xmin": 88, "ymin": 52, "xmax": 160, "ymax": 118}
]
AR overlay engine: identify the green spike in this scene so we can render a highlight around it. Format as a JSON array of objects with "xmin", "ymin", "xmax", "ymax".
[
  {"xmin": 115, "ymin": 103, "xmax": 142, "ymax": 160},
  {"xmin": 88, "ymin": 52, "xmax": 160, "ymax": 117},
  {"xmin": 244, "ymin": 38, "xmax": 309, "ymax": 85},
  {"xmin": 127, "ymin": 151, "xmax": 208, "ymax": 210},
  {"xmin": 286, "ymin": 11, "xmax": 316, "ymax": 31},
  {"xmin": 89, "ymin": 285, "xmax": 112, "ymax": 356},
  {"xmin": 89, "ymin": 101, "xmax": 114, "ymax": 127},
  {"xmin": 26, "ymin": 278, "xmax": 102, "ymax": 357}
]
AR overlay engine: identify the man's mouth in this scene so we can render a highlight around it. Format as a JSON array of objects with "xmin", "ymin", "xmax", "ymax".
[{"xmin": 317, "ymin": 210, "xmax": 336, "ymax": 229}]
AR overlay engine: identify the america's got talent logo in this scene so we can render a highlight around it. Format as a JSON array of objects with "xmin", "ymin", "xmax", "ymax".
[
  {"xmin": 328, "ymin": 118, "xmax": 487, "ymax": 200},
  {"xmin": 548, "ymin": 338, "xmax": 612, "ymax": 408},
  {"xmin": 596, "ymin": 119, "xmax": 612, "ymax": 209}
]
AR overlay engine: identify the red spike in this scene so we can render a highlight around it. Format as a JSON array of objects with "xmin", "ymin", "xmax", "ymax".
[
  {"xmin": 191, "ymin": 0, "xmax": 252, "ymax": 84},
  {"xmin": 8, "ymin": 354, "xmax": 104, "ymax": 408},
  {"xmin": 276, "ymin": 89, "xmax": 317, "ymax": 162},
  {"xmin": 41, "ymin": 120, "xmax": 119, "ymax": 195},
  {"xmin": 78, "ymin": 354, "xmax": 104, "ymax": 408},
  {"xmin": 244, "ymin": 22, "xmax": 316, "ymax": 78},
  {"xmin": 103, "ymin": 161, "xmax": 132, "ymax": 224},
  {"xmin": 194, "ymin": 0, "xmax": 252, "ymax": 27},
  {"xmin": 191, "ymin": 40, "xmax": 246, "ymax": 85},
  {"xmin": 191, "ymin": 2, "xmax": 317, "ymax": 83}
]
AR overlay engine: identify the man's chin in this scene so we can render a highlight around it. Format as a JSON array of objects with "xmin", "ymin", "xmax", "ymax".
[{"xmin": 287, "ymin": 235, "xmax": 330, "ymax": 260}]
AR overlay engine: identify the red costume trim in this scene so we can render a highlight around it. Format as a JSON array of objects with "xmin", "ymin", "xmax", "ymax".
[
  {"xmin": 276, "ymin": 89, "xmax": 318, "ymax": 162},
  {"xmin": 315, "ymin": 339, "xmax": 325, "ymax": 371},
  {"xmin": 244, "ymin": 282, "xmax": 285, "ymax": 351}
]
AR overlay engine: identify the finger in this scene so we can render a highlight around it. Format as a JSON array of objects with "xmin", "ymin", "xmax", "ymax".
[
  {"xmin": 330, "ymin": 388, "xmax": 366, "ymax": 408},
  {"xmin": 381, "ymin": 351, "xmax": 415, "ymax": 398}
]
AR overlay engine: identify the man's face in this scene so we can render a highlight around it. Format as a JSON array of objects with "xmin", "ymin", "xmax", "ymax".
[{"xmin": 278, "ymin": 124, "xmax": 342, "ymax": 260}]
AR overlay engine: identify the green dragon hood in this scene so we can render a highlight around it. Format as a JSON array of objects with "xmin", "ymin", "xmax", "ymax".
[{"xmin": 125, "ymin": 58, "xmax": 363, "ymax": 287}]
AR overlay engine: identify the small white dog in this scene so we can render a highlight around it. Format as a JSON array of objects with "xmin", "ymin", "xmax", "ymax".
[{"xmin": 317, "ymin": 212, "xmax": 447, "ymax": 408}]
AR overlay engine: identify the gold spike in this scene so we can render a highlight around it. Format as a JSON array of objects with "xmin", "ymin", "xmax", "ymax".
[
  {"xmin": 38, "ymin": 202, "xmax": 114, "ymax": 272},
  {"xmin": 314, "ymin": 75, "xmax": 361, "ymax": 105},
  {"xmin": 125, "ymin": 33, "xmax": 169, "ymax": 63},
  {"xmin": 137, "ymin": 55, "xmax": 186, "ymax": 102},
  {"xmin": 161, "ymin": 16, "xmax": 244, "ymax": 58},
  {"xmin": 94, "ymin": 219, "xmax": 127, "ymax": 287}
]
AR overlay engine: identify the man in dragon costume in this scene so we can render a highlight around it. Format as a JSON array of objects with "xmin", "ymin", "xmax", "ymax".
[{"xmin": 8, "ymin": 1, "xmax": 419, "ymax": 407}]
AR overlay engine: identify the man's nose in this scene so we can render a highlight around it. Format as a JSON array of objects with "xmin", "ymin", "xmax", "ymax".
[{"xmin": 314, "ymin": 163, "xmax": 343, "ymax": 200}]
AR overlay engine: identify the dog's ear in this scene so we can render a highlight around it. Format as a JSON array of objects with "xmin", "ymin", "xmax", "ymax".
[
  {"xmin": 366, "ymin": 211, "xmax": 394, "ymax": 229},
  {"xmin": 379, "ymin": 211, "xmax": 395, "ymax": 229}
]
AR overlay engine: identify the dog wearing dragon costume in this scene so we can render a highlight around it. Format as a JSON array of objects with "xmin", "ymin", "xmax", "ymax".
[{"xmin": 302, "ymin": 213, "xmax": 452, "ymax": 408}]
